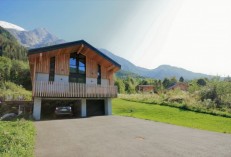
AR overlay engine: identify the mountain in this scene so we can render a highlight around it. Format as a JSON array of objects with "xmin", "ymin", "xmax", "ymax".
[
  {"xmin": 0, "ymin": 21, "xmax": 65, "ymax": 48},
  {"xmin": 100, "ymin": 49, "xmax": 212, "ymax": 80},
  {"xmin": 145, "ymin": 65, "xmax": 212, "ymax": 80},
  {"xmin": 100, "ymin": 49, "xmax": 150, "ymax": 76},
  {"xmin": 1, "ymin": 21, "xmax": 213, "ymax": 80}
]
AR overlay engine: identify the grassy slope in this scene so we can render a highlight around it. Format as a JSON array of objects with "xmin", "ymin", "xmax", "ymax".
[
  {"xmin": 0, "ymin": 120, "xmax": 35, "ymax": 157},
  {"xmin": 112, "ymin": 99, "xmax": 231, "ymax": 133}
]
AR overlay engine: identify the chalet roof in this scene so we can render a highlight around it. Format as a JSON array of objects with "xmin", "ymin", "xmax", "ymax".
[
  {"xmin": 28, "ymin": 40, "xmax": 121, "ymax": 68},
  {"xmin": 168, "ymin": 82, "xmax": 188, "ymax": 90}
]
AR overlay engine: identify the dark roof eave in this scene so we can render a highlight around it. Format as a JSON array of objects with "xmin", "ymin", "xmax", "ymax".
[{"xmin": 28, "ymin": 40, "xmax": 121, "ymax": 69}]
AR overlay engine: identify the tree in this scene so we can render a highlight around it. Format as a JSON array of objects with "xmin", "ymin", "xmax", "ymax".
[
  {"xmin": 170, "ymin": 77, "xmax": 177, "ymax": 85},
  {"xmin": 162, "ymin": 78, "xmax": 171, "ymax": 89},
  {"xmin": 179, "ymin": 76, "xmax": 184, "ymax": 82},
  {"xmin": 197, "ymin": 78, "xmax": 206, "ymax": 86},
  {"xmin": 0, "ymin": 56, "xmax": 12, "ymax": 81},
  {"xmin": 152, "ymin": 79, "xmax": 162, "ymax": 92},
  {"xmin": 115, "ymin": 79, "xmax": 125, "ymax": 94},
  {"xmin": 123, "ymin": 77, "xmax": 137, "ymax": 93},
  {"xmin": 0, "ymin": 46, "xmax": 2, "ymax": 56},
  {"xmin": 140, "ymin": 79, "xmax": 148, "ymax": 85},
  {"xmin": 127, "ymin": 82, "xmax": 136, "ymax": 93},
  {"xmin": 0, "ymin": 27, "xmax": 28, "ymax": 61},
  {"xmin": 224, "ymin": 76, "xmax": 231, "ymax": 82}
]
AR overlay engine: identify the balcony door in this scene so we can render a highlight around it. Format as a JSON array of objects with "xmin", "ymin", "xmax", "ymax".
[{"xmin": 69, "ymin": 52, "xmax": 86, "ymax": 83}]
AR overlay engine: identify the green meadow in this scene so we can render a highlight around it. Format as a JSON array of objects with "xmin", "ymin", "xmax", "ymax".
[
  {"xmin": 112, "ymin": 98, "xmax": 231, "ymax": 133},
  {"xmin": 0, "ymin": 120, "xmax": 35, "ymax": 157}
]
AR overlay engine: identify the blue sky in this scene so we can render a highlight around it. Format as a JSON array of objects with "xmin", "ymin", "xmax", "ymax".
[{"xmin": 1, "ymin": 0, "xmax": 231, "ymax": 76}]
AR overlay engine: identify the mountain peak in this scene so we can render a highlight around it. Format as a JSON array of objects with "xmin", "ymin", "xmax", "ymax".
[
  {"xmin": 156, "ymin": 65, "xmax": 183, "ymax": 70},
  {"xmin": 2, "ymin": 22, "xmax": 65, "ymax": 48},
  {"xmin": 0, "ymin": 21, "xmax": 25, "ymax": 31},
  {"xmin": 33, "ymin": 27, "xmax": 49, "ymax": 32},
  {"xmin": 157, "ymin": 65, "xmax": 172, "ymax": 68}
]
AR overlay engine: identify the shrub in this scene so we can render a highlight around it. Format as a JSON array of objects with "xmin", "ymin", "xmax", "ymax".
[
  {"xmin": 200, "ymin": 87, "xmax": 218, "ymax": 101},
  {"xmin": 197, "ymin": 79, "xmax": 207, "ymax": 86},
  {"xmin": 0, "ymin": 82, "xmax": 32, "ymax": 101}
]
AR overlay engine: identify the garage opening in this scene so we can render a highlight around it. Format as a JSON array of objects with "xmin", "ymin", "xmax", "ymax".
[
  {"xmin": 41, "ymin": 100, "xmax": 81, "ymax": 120},
  {"xmin": 86, "ymin": 100, "xmax": 105, "ymax": 117}
]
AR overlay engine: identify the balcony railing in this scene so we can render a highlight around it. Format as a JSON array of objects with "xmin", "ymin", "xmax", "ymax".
[{"xmin": 33, "ymin": 81, "xmax": 118, "ymax": 98}]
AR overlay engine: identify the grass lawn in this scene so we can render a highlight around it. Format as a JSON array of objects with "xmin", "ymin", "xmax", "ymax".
[
  {"xmin": 0, "ymin": 119, "xmax": 35, "ymax": 157},
  {"xmin": 112, "ymin": 98, "xmax": 231, "ymax": 133}
]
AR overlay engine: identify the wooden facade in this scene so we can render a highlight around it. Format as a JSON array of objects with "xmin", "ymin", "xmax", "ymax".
[
  {"xmin": 28, "ymin": 40, "xmax": 121, "ymax": 98},
  {"xmin": 138, "ymin": 85, "xmax": 155, "ymax": 93}
]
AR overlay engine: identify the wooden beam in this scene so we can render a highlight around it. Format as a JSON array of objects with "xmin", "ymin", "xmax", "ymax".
[
  {"xmin": 113, "ymin": 67, "xmax": 119, "ymax": 73},
  {"xmin": 77, "ymin": 44, "xmax": 84, "ymax": 54},
  {"xmin": 107, "ymin": 65, "xmax": 115, "ymax": 71}
]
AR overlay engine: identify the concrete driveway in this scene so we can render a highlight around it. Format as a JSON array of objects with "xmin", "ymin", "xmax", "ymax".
[{"xmin": 35, "ymin": 116, "xmax": 231, "ymax": 157}]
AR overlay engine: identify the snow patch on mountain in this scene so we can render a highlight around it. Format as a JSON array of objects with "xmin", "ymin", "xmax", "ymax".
[{"xmin": 0, "ymin": 21, "xmax": 25, "ymax": 31}]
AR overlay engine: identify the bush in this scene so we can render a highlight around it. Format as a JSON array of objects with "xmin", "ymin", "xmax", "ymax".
[
  {"xmin": 197, "ymin": 79, "xmax": 206, "ymax": 86},
  {"xmin": 200, "ymin": 87, "xmax": 218, "ymax": 101}
]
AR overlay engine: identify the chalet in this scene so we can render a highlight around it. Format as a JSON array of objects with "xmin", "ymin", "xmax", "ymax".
[
  {"xmin": 168, "ymin": 82, "xmax": 188, "ymax": 91},
  {"xmin": 137, "ymin": 85, "xmax": 154, "ymax": 93},
  {"xmin": 28, "ymin": 40, "xmax": 121, "ymax": 120}
]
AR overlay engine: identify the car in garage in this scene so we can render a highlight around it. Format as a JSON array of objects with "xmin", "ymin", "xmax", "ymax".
[{"xmin": 55, "ymin": 106, "xmax": 73, "ymax": 117}]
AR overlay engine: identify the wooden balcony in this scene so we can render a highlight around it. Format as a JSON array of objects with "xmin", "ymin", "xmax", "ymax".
[{"xmin": 33, "ymin": 81, "xmax": 118, "ymax": 98}]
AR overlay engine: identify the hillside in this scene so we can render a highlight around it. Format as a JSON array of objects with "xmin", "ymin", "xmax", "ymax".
[
  {"xmin": 115, "ymin": 70, "xmax": 144, "ymax": 79},
  {"xmin": 0, "ymin": 26, "xmax": 27, "ymax": 60},
  {"xmin": 0, "ymin": 26, "xmax": 32, "ymax": 100}
]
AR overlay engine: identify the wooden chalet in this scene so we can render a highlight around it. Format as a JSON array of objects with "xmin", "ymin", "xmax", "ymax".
[
  {"xmin": 137, "ymin": 85, "xmax": 155, "ymax": 93},
  {"xmin": 28, "ymin": 40, "xmax": 121, "ymax": 120}
]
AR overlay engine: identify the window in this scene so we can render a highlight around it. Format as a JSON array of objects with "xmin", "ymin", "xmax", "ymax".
[
  {"xmin": 69, "ymin": 52, "xmax": 86, "ymax": 83},
  {"xmin": 97, "ymin": 64, "xmax": 101, "ymax": 85},
  {"xmin": 49, "ymin": 57, "xmax": 55, "ymax": 81}
]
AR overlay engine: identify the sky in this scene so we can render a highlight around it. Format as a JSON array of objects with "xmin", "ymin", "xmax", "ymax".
[{"xmin": 1, "ymin": 0, "xmax": 231, "ymax": 76}]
